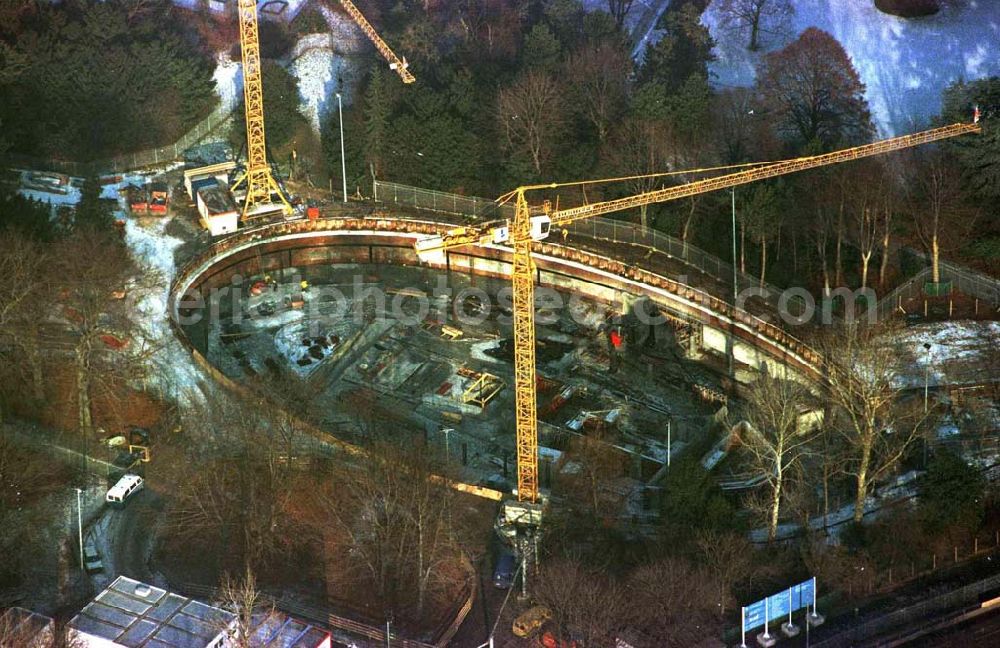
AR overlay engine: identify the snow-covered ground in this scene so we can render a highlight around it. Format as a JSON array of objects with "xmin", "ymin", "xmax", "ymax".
[
  {"xmin": 213, "ymin": 52, "xmax": 242, "ymax": 113},
  {"xmin": 703, "ymin": 0, "xmax": 1000, "ymax": 135},
  {"xmin": 891, "ymin": 320, "xmax": 1000, "ymax": 387},
  {"xmin": 124, "ymin": 217, "xmax": 208, "ymax": 407},
  {"xmin": 290, "ymin": 33, "xmax": 355, "ymax": 133}
]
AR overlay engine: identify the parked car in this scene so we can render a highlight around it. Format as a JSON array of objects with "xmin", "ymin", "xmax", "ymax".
[
  {"xmin": 83, "ymin": 545, "xmax": 103, "ymax": 574},
  {"xmin": 493, "ymin": 551, "xmax": 517, "ymax": 589}
]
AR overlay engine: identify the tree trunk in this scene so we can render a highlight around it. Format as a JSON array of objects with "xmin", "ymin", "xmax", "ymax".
[
  {"xmin": 27, "ymin": 339, "xmax": 44, "ymax": 402},
  {"xmin": 75, "ymin": 344, "xmax": 93, "ymax": 434},
  {"xmin": 759, "ymin": 237, "xmax": 767, "ymax": 289},
  {"xmin": 768, "ymin": 472, "xmax": 783, "ymax": 542},
  {"xmin": 639, "ymin": 203, "xmax": 648, "ymax": 229},
  {"xmin": 854, "ymin": 440, "xmax": 872, "ymax": 523},
  {"xmin": 792, "ymin": 230, "xmax": 798, "ymax": 275},
  {"xmin": 835, "ymin": 205, "xmax": 844, "ymax": 286},
  {"xmin": 860, "ymin": 253, "xmax": 871, "ymax": 290},
  {"xmin": 740, "ymin": 224, "xmax": 746, "ymax": 274},
  {"xmin": 931, "ymin": 235, "xmax": 940, "ymax": 284},
  {"xmin": 879, "ymin": 228, "xmax": 891, "ymax": 290},
  {"xmin": 749, "ymin": 14, "xmax": 761, "ymax": 51}
]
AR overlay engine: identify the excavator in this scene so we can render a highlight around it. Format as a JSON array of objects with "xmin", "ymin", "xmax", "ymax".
[{"xmin": 414, "ymin": 117, "xmax": 983, "ymax": 546}]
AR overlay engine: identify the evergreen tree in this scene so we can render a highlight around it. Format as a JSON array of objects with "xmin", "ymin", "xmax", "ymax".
[
  {"xmin": 522, "ymin": 23, "xmax": 562, "ymax": 72},
  {"xmin": 941, "ymin": 76, "xmax": 1000, "ymax": 202},
  {"xmin": 74, "ymin": 175, "xmax": 114, "ymax": 232},
  {"xmin": 362, "ymin": 67, "xmax": 394, "ymax": 178},
  {"xmin": 640, "ymin": 3, "xmax": 715, "ymax": 92},
  {"xmin": 230, "ymin": 61, "xmax": 308, "ymax": 158},
  {"xmin": 919, "ymin": 449, "xmax": 985, "ymax": 534}
]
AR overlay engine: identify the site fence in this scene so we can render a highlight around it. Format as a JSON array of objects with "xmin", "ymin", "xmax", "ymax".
[
  {"xmin": 172, "ymin": 580, "xmax": 462, "ymax": 648},
  {"xmin": 373, "ymin": 180, "xmax": 811, "ymax": 318},
  {"xmin": 876, "ymin": 261, "xmax": 1000, "ymax": 320},
  {"xmin": 5, "ymin": 101, "xmax": 233, "ymax": 178},
  {"xmin": 812, "ymin": 556, "xmax": 1000, "ymax": 647}
]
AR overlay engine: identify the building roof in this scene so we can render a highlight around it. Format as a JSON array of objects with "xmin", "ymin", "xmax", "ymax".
[
  {"xmin": 249, "ymin": 613, "xmax": 331, "ymax": 648},
  {"xmin": 69, "ymin": 576, "xmax": 235, "ymax": 648},
  {"xmin": 1, "ymin": 607, "xmax": 53, "ymax": 647},
  {"xmin": 197, "ymin": 185, "xmax": 238, "ymax": 216}
]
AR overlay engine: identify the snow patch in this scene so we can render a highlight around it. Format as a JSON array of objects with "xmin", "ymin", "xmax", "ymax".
[
  {"xmin": 124, "ymin": 218, "xmax": 208, "ymax": 406},
  {"xmin": 213, "ymin": 53, "xmax": 242, "ymax": 113},
  {"xmin": 703, "ymin": 0, "xmax": 1000, "ymax": 135}
]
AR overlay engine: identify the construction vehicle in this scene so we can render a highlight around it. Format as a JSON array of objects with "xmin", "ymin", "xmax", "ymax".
[
  {"xmin": 149, "ymin": 182, "xmax": 169, "ymax": 214},
  {"xmin": 414, "ymin": 119, "xmax": 982, "ymax": 532}
]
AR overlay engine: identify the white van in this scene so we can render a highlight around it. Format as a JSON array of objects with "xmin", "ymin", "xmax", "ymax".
[{"xmin": 106, "ymin": 474, "xmax": 144, "ymax": 508}]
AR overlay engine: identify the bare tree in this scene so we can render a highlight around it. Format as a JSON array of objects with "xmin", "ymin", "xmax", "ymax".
[
  {"xmin": 0, "ymin": 231, "xmax": 49, "ymax": 418},
  {"xmin": 164, "ymin": 395, "xmax": 308, "ymax": 573},
  {"xmin": 313, "ymin": 441, "xmax": 466, "ymax": 617},
  {"xmin": 736, "ymin": 372, "xmax": 819, "ymax": 541},
  {"xmin": 626, "ymin": 558, "xmax": 724, "ymax": 647},
  {"xmin": 907, "ymin": 148, "xmax": 978, "ymax": 283},
  {"xmin": 851, "ymin": 162, "xmax": 886, "ymax": 290},
  {"xmin": 498, "ymin": 71, "xmax": 566, "ymax": 175},
  {"xmin": 565, "ymin": 41, "xmax": 631, "ymax": 142},
  {"xmin": 560, "ymin": 430, "xmax": 628, "ymax": 522},
  {"xmin": 217, "ymin": 567, "xmax": 279, "ymax": 648},
  {"xmin": 820, "ymin": 323, "xmax": 928, "ymax": 523},
  {"xmin": 717, "ymin": 0, "xmax": 794, "ymax": 51},
  {"xmin": 51, "ymin": 230, "xmax": 147, "ymax": 434},
  {"xmin": 533, "ymin": 558, "xmax": 631, "ymax": 647},
  {"xmin": 694, "ymin": 529, "xmax": 754, "ymax": 614},
  {"xmin": 756, "ymin": 28, "xmax": 873, "ymax": 149},
  {"xmin": 607, "ymin": 0, "xmax": 635, "ymax": 28},
  {"xmin": 604, "ymin": 117, "xmax": 677, "ymax": 227}
]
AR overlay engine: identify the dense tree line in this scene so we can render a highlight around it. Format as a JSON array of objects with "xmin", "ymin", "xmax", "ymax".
[
  {"xmin": 322, "ymin": 0, "xmax": 998, "ymax": 286},
  {"xmin": 0, "ymin": 0, "xmax": 216, "ymax": 161}
]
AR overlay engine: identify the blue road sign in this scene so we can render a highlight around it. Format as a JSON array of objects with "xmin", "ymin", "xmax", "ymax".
[{"xmin": 742, "ymin": 578, "xmax": 816, "ymax": 632}]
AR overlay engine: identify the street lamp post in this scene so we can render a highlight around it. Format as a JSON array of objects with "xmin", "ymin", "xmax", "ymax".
[
  {"xmin": 75, "ymin": 487, "xmax": 84, "ymax": 569},
  {"xmin": 923, "ymin": 342, "xmax": 932, "ymax": 413},
  {"xmin": 442, "ymin": 427, "xmax": 452, "ymax": 461},
  {"xmin": 336, "ymin": 92, "xmax": 347, "ymax": 203}
]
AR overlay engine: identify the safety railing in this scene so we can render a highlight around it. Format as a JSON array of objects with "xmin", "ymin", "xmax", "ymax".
[{"xmin": 373, "ymin": 180, "xmax": 812, "ymax": 319}]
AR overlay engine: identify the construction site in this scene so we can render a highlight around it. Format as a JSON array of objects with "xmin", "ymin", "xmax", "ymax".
[{"xmin": 6, "ymin": 0, "xmax": 1000, "ymax": 646}]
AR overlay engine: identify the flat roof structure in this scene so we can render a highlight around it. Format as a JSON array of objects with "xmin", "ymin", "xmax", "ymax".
[
  {"xmin": 249, "ymin": 613, "xmax": 332, "ymax": 648},
  {"xmin": 0, "ymin": 607, "xmax": 54, "ymax": 647},
  {"xmin": 69, "ymin": 576, "xmax": 235, "ymax": 648}
]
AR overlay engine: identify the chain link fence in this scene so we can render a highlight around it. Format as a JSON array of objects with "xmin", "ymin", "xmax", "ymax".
[
  {"xmin": 876, "ymin": 261, "xmax": 1000, "ymax": 321},
  {"xmin": 813, "ymin": 567, "xmax": 1000, "ymax": 647},
  {"xmin": 5, "ymin": 101, "xmax": 233, "ymax": 177},
  {"xmin": 373, "ymin": 180, "xmax": 810, "ymax": 317}
]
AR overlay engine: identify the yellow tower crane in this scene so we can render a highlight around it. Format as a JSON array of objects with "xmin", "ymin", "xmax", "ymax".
[
  {"xmin": 414, "ymin": 119, "xmax": 982, "ymax": 517},
  {"xmin": 233, "ymin": 0, "xmax": 292, "ymax": 219},
  {"xmin": 233, "ymin": 1, "xmax": 413, "ymax": 219},
  {"xmin": 338, "ymin": 0, "xmax": 415, "ymax": 84}
]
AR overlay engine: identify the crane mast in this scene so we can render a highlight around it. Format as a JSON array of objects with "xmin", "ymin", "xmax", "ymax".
[
  {"xmin": 339, "ymin": 0, "xmax": 415, "ymax": 84},
  {"xmin": 416, "ymin": 119, "xmax": 981, "ymax": 507},
  {"xmin": 233, "ymin": 0, "xmax": 291, "ymax": 217}
]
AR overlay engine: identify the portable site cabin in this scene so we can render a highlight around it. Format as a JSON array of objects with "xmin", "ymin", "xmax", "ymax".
[
  {"xmin": 105, "ymin": 474, "xmax": 143, "ymax": 508},
  {"xmin": 195, "ymin": 181, "xmax": 239, "ymax": 236},
  {"xmin": 183, "ymin": 161, "xmax": 236, "ymax": 200}
]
